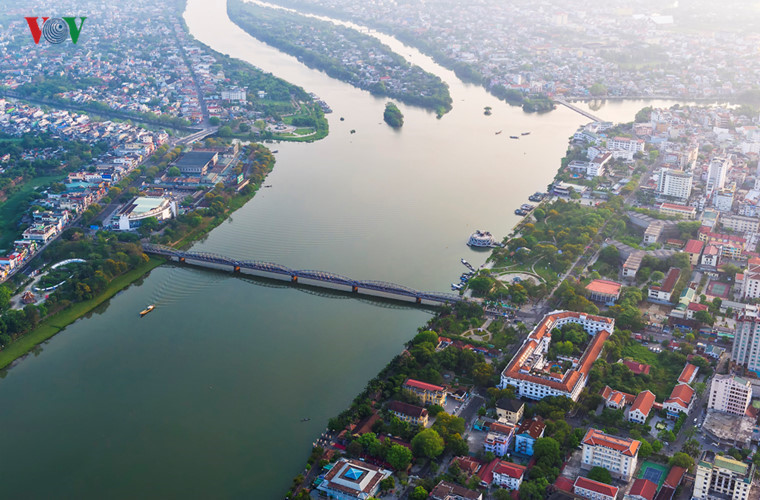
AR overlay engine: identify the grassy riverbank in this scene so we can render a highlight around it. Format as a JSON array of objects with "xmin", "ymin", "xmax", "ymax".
[{"xmin": 0, "ymin": 256, "xmax": 165, "ymax": 370}]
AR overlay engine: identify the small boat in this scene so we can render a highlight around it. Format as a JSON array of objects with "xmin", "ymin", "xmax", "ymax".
[
  {"xmin": 495, "ymin": 130, "xmax": 502, "ymax": 135},
  {"xmin": 451, "ymin": 283, "xmax": 463, "ymax": 291},
  {"xmin": 461, "ymin": 258, "xmax": 470, "ymax": 266},
  {"xmin": 140, "ymin": 305, "xmax": 155, "ymax": 317},
  {"xmin": 521, "ymin": 203, "xmax": 535, "ymax": 211},
  {"xmin": 301, "ymin": 417, "xmax": 311, "ymax": 422},
  {"xmin": 272, "ymin": 150, "xmax": 279, "ymax": 153},
  {"xmin": 263, "ymin": 185, "xmax": 272, "ymax": 188},
  {"xmin": 515, "ymin": 209, "xmax": 528, "ymax": 216},
  {"xmin": 521, "ymin": 132, "xmax": 531, "ymax": 136},
  {"xmin": 510, "ymin": 135, "xmax": 519, "ymax": 139}
]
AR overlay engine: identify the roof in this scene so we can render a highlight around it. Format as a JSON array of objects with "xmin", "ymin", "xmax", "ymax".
[
  {"xmin": 655, "ymin": 486, "xmax": 676, "ymax": 500},
  {"xmin": 517, "ymin": 416, "xmax": 546, "ymax": 439},
  {"xmin": 586, "ymin": 279, "xmax": 622, "ymax": 296},
  {"xmin": 703, "ymin": 245, "xmax": 720, "ymax": 256},
  {"xmin": 684, "ymin": 239, "xmax": 704, "ymax": 253},
  {"xmin": 490, "ymin": 422, "xmax": 516, "ymax": 436},
  {"xmin": 581, "ymin": 428, "xmax": 640, "ymax": 457},
  {"xmin": 661, "ymin": 202, "xmax": 695, "ymax": 212},
  {"xmin": 629, "ymin": 479, "xmax": 657, "ymax": 500},
  {"xmin": 493, "ymin": 461, "xmax": 526, "ymax": 479},
  {"xmin": 631, "ymin": 390, "xmax": 656, "ymax": 416},
  {"xmin": 574, "ymin": 476, "xmax": 619, "ymax": 498},
  {"xmin": 623, "ymin": 360, "xmax": 651, "ymax": 375},
  {"xmin": 496, "ymin": 398, "xmax": 524, "ymax": 413},
  {"xmin": 687, "ymin": 302, "xmax": 709, "ymax": 312},
  {"xmin": 404, "ymin": 378, "xmax": 444, "ymax": 393},
  {"xmin": 387, "ymin": 400, "xmax": 427, "ymax": 419},
  {"xmin": 664, "ymin": 466, "xmax": 686, "ymax": 488},
  {"xmin": 666, "ymin": 383, "xmax": 695, "ymax": 408},
  {"xmin": 678, "ymin": 363, "xmax": 698, "ymax": 384},
  {"xmin": 173, "ymin": 151, "xmax": 216, "ymax": 167},
  {"xmin": 430, "ymin": 480, "xmax": 481, "ymax": 500},
  {"xmin": 713, "ymin": 455, "xmax": 749, "ymax": 474},
  {"xmin": 651, "ymin": 268, "xmax": 680, "ymax": 293}
]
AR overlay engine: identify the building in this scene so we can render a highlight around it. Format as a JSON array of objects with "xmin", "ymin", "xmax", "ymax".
[
  {"xmin": 514, "ymin": 416, "xmax": 545, "ymax": 456},
  {"xmin": 708, "ymin": 374, "xmax": 752, "ymax": 416},
  {"xmin": 116, "ymin": 196, "xmax": 177, "ymax": 231},
  {"xmin": 721, "ymin": 214, "xmax": 760, "ymax": 234},
  {"xmin": 601, "ymin": 385, "xmax": 634, "ymax": 409},
  {"xmin": 741, "ymin": 259, "xmax": 760, "ymax": 300},
  {"xmin": 684, "ymin": 239, "xmax": 704, "ymax": 266},
  {"xmin": 495, "ymin": 398, "xmax": 524, "ymax": 424},
  {"xmin": 430, "ymin": 480, "xmax": 482, "ymax": 500},
  {"xmin": 625, "ymin": 478, "xmax": 657, "ymax": 500},
  {"xmin": 648, "ymin": 268, "xmax": 680, "ymax": 303},
  {"xmin": 581, "ymin": 429, "xmax": 640, "ymax": 480},
  {"xmin": 643, "ymin": 221, "xmax": 664, "ymax": 245},
  {"xmin": 221, "ymin": 88, "xmax": 247, "ymax": 102},
  {"xmin": 173, "ymin": 151, "xmax": 218, "ymax": 175},
  {"xmin": 656, "ymin": 168, "xmax": 692, "ymax": 201},
  {"xmin": 733, "ymin": 305, "xmax": 760, "ymax": 373},
  {"xmin": 714, "ymin": 188, "xmax": 735, "ymax": 212},
  {"xmin": 693, "ymin": 451, "xmax": 754, "ymax": 500},
  {"xmin": 21, "ymin": 223, "xmax": 58, "ymax": 242},
  {"xmin": 499, "ymin": 311, "xmax": 614, "ymax": 401},
  {"xmin": 677, "ymin": 363, "xmax": 698, "ymax": 384},
  {"xmin": 609, "ymin": 137, "xmax": 645, "ymax": 153},
  {"xmin": 484, "ymin": 422, "xmax": 515, "ymax": 457},
  {"xmin": 701, "ymin": 245, "xmax": 721, "ymax": 267},
  {"xmin": 574, "ymin": 476, "xmax": 619, "ymax": 500},
  {"xmin": 387, "ymin": 400, "xmax": 429, "ymax": 427},
  {"xmin": 629, "ymin": 390, "xmax": 656, "ymax": 424},
  {"xmin": 491, "ymin": 461, "xmax": 527, "ymax": 490},
  {"xmin": 659, "ymin": 202, "xmax": 696, "ymax": 220},
  {"xmin": 402, "ymin": 378, "xmax": 446, "ymax": 406},
  {"xmin": 706, "ymin": 157, "xmax": 729, "ymax": 195},
  {"xmin": 698, "ymin": 227, "xmax": 745, "ymax": 260},
  {"xmin": 585, "ymin": 279, "xmax": 622, "ymax": 305},
  {"xmin": 316, "ymin": 458, "xmax": 391, "ymax": 500},
  {"xmin": 622, "ymin": 360, "xmax": 651, "ymax": 376},
  {"xmin": 664, "ymin": 383, "xmax": 695, "ymax": 419},
  {"xmin": 623, "ymin": 252, "xmax": 643, "ymax": 278}
]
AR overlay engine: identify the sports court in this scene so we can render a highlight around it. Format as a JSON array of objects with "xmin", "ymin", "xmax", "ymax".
[
  {"xmin": 638, "ymin": 461, "xmax": 669, "ymax": 488},
  {"xmin": 706, "ymin": 281, "xmax": 732, "ymax": 299}
]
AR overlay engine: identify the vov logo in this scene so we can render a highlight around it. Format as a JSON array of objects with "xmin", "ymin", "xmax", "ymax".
[{"xmin": 25, "ymin": 17, "xmax": 87, "ymax": 44}]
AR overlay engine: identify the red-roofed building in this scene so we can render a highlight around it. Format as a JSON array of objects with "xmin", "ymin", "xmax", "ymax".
[
  {"xmin": 623, "ymin": 360, "xmax": 651, "ymax": 376},
  {"xmin": 586, "ymin": 279, "xmax": 623, "ymax": 305},
  {"xmin": 581, "ymin": 429, "xmax": 640, "ymax": 479},
  {"xmin": 492, "ymin": 461, "xmax": 527, "ymax": 490},
  {"xmin": 625, "ymin": 478, "xmax": 657, "ymax": 500},
  {"xmin": 664, "ymin": 383, "xmax": 695, "ymax": 419},
  {"xmin": 554, "ymin": 476, "xmax": 575, "ymax": 493},
  {"xmin": 648, "ymin": 268, "xmax": 681, "ymax": 303},
  {"xmin": 664, "ymin": 466, "xmax": 686, "ymax": 489},
  {"xmin": 403, "ymin": 378, "xmax": 446, "ymax": 405},
  {"xmin": 601, "ymin": 385, "xmax": 635, "ymax": 409},
  {"xmin": 686, "ymin": 302, "xmax": 709, "ymax": 320},
  {"xmin": 574, "ymin": 476, "xmax": 620, "ymax": 500},
  {"xmin": 659, "ymin": 202, "xmax": 696, "ymax": 220},
  {"xmin": 629, "ymin": 390, "xmax": 656, "ymax": 424},
  {"xmin": 678, "ymin": 363, "xmax": 699, "ymax": 384},
  {"xmin": 684, "ymin": 239, "xmax": 704, "ymax": 266}
]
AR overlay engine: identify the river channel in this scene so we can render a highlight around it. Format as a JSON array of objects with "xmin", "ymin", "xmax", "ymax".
[{"xmin": 0, "ymin": 0, "xmax": 684, "ymax": 498}]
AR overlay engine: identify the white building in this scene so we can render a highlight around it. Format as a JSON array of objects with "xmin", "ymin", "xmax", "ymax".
[
  {"xmin": 656, "ymin": 168, "xmax": 693, "ymax": 201},
  {"xmin": 693, "ymin": 451, "xmax": 754, "ymax": 500},
  {"xmin": 574, "ymin": 476, "xmax": 619, "ymax": 500},
  {"xmin": 733, "ymin": 305, "xmax": 760, "ymax": 373},
  {"xmin": 221, "ymin": 88, "xmax": 247, "ymax": 102},
  {"xmin": 581, "ymin": 428, "xmax": 639, "ymax": 480},
  {"xmin": 608, "ymin": 136, "xmax": 645, "ymax": 153},
  {"xmin": 317, "ymin": 458, "xmax": 391, "ymax": 500},
  {"xmin": 741, "ymin": 259, "xmax": 760, "ymax": 300},
  {"xmin": 491, "ymin": 461, "xmax": 526, "ymax": 490},
  {"xmin": 713, "ymin": 189, "xmax": 735, "ymax": 212},
  {"xmin": 116, "ymin": 196, "xmax": 177, "ymax": 231},
  {"xmin": 484, "ymin": 422, "xmax": 515, "ymax": 457},
  {"xmin": 721, "ymin": 214, "xmax": 760, "ymax": 234},
  {"xmin": 647, "ymin": 267, "xmax": 680, "ymax": 303},
  {"xmin": 706, "ymin": 157, "xmax": 730, "ymax": 195},
  {"xmin": 709, "ymin": 374, "xmax": 752, "ymax": 416}
]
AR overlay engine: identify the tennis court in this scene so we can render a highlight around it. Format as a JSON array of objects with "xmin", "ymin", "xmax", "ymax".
[
  {"xmin": 638, "ymin": 461, "xmax": 669, "ymax": 487},
  {"xmin": 706, "ymin": 281, "xmax": 732, "ymax": 299}
]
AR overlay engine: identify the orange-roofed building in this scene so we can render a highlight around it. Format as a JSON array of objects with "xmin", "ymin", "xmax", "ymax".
[
  {"xmin": 664, "ymin": 383, "xmax": 695, "ymax": 419},
  {"xmin": 601, "ymin": 385, "xmax": 635, "ymax": 409},
  {"xmin": 678, "ymin": 363, "xmax": 699, "ymax": 384},
  {"xmin": 629, "ymin": 390, "xmax": 656, "ymax": 424},
  {"xmin": 574, "ymin": 476, "xmax": 620, "ymax": 500},
  {"xmin": 684, "ymin": 239, "xmax": 704, "ymax": 266},
  {"xmin": 586, "ymin": 279, "xmax": 622, "ymax": 305},
  {"xmin": 623, "ymin": 360, "xmax": 651, "ymax": 375},
  {"xmin": 403, "ymin": 378, "xmax": 446, "ymax": 406},
  {"xmin": 581, "ymin": 428, "xmax": 640, "ymax": 480},
  {"xmin": 627, "ymin": 478, "xmax": 657, "ymax": 500}
]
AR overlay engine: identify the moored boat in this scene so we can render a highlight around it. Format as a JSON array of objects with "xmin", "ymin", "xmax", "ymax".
[
  {"xmin": 140, "ymin": 305, "xmax": 155, "ymax": 317},
  {"xmin": 467, "ymin": 230, "xmax": 495, "ymax": 247}
]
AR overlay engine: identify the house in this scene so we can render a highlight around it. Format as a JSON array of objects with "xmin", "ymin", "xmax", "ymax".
[
  {"xmin": 684, "ymin": 239, "xmax": 704, "ymax": 266},
  {"xmin": 430, "ymin": 480, "xmax": 482, "ymax": 500},
  {"xmin": 677, "ymin": 363, "xmax": 698, "ymax": 384},
  {"xmin": 495, "ymin": 398, "xmax": 524, "ymax": 425},
  {"xmin": 316, "ymin": 458, "xmax": 392, "ymax": 500},
  {"xmin": 664, "ymin": 383, "xmax": 695, "ymax": 419},
  {"xmin": 622, "ymin": 360, "xmax": 651, "ymax": 376},
  {"xmin": 585, "ymin": 279, "xmax": 622, "ymax": 306},
  {"xmin": 629, "ymin": 390, "xmax": 656, "ymax": 424},
  {"xmin": 484, "ymin": 422, "xmax": 515, "ymax": 457},
  {"xmin": 574, "ymin": 476, "xmax": 620, "ymax": 500},
  {"xmin": 514, "ymin": 416, "xmax": 546, "ymax": 456},
  {"xmin": 625, "ymin": 478, "xmax": 657, "ymax": 500},
  {"xmin": 403, "ymin": 378, "xmax": 446, "ymax": 406},
  {"xmin": 387, "ymin": 400, "xmax": 429, "ymax": 427},
  {"xmin": 664, "ymin": 466, "xmax": 686, "ymax": 489},
  {"xmin": 491, "ymin": 461, "xmax": 527, "ymax": 490},
  {"xmin": 701, "ymin": 245, "xmax": 721, "ymax": 267},
  {"xmin": 686, "ymin": 302, "xmax": 709, "ymax": 320},
  {"xmin": 601, "ymin": 386, "xmax": 634, "ymax": 409},
  {"xmin": 581, "ymin": 429, "xmax": 640, "ymax": 480},
  {"xmin": 648, "ymin": 268, "xmax": 681, "ymax": 303}
]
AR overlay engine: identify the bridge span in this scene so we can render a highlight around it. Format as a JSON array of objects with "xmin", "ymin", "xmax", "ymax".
[
  {"xmin": 143, "ymin": 244, "xmax": 464, "ymax": 306},
  {"xmin": 554, "ymin": 99, "xmax": 604, "ymax": 123}
]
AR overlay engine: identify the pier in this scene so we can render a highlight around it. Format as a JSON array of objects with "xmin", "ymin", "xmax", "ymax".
[
  {"xmin": 554, "ymin": 98, "xmax": 604, "ymax": 123},
  {"xmin": 143, "ymin": 244, "xmax": 463, "ymax": 306}
]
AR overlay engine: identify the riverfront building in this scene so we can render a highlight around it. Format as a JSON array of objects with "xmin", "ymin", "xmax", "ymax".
[
  {"xmin": 173, "ymin": 151, "xmax": 218, "ymax": 175},
  {"xmin": 499, "ymin": 311, "xmax": 613, "ymax": 401},
  {"xmin": 402, "ymin": 378, "xmax": 446, "ymax": 406},
  {"xmin": 115, "ymin": 196, "xmax": 177, "ymax": 230},
  {"xmin": 386, "ymin": 401, "xmax": 428, "ymax": 427},
  {"xmin": 316, "ymin": 458, "xmax": 391, "ymax": 500},
  {"xmin": 581, "ymin": 428, "xmax": 640, "ymax": 480}
]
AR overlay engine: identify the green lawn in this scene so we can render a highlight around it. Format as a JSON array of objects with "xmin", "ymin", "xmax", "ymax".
[
  {"xmin": 621, "ymin": 342, "xmax": 658, "ymax": 365},
  {"xmin": 0, "ymin": 174, "xmax": 65, "ymax": 251},
  {"xmin": 0, "ymin": 256, "xmax": 165, "ymax": 370}
]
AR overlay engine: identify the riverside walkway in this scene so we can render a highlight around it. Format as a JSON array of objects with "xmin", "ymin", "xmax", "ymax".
[{"xmin": 143, "ymin": 244, "xmax": 463, "ymax": 306}]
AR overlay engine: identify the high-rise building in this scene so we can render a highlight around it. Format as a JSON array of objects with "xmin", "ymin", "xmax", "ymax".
[
  {"xmin": 656, "ymin": 168, "xmax": 693, "ymax": 201},
  {"xmin": 693, "ymin": 451, "xmax": 754, "ymax": 500},
  {"xmin": 706, "ymin": 157, "xmax": 729, "ymax": 195},
  {"xmin": 733, "ymin": 305, "xmax": 760, "ymax": 373},
  {"xmin": 708, "ymin": 374, "xmax": 752, "ymax": 416}
]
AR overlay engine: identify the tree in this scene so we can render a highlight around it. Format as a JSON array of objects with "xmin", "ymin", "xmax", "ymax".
[
  {"xmin": 209, "ymin": 116, "xmax": 221, "ymax": 126},
  {"xmin": 167, "ymin": 166, "xmax": 181, "ymax": 177},
  {"xmin": 652, "ymin": 440, "xmax": 663, "ymax": 453},
  {"xmin": 472, "ymin": 362, "xmax": 494, "ymax": 386},
  {"xmin": 639, "ymin": 440, "xmax": 653, "ymax": 460},
  {"xmin": 520, "ymin": 478, "xmax": 549, "ymax": 500},
  {"xmin": 218, "ymin": 125, "xmax": 233, "ymax": 137},
  {"xmin": 669, "ymin": 452, "xmax": 694, "ymax": 469},
  {"xmin": 694, "ymin": 310, "xmax": 715, "ymax": 326},
  {"xmin": 411, "ymin": 428, "xmax": 444, "ymax": 459},
  {"xmin": 0, "ymin": 285, "xmax": 11, "ymax": 311},
  {"xmin": 409, "ymin": 486, "xmax": 428, "ymax": 500},
  {"xmin": 379, "ymin": 477, "xmax": 395, "ymax": 493},
  {"xmin": 386, "ymin": 444, "xmax": 412, "ymax": 470},
  {"xmin": 587, "ymin": 466, "xmax": 612, "ymax": 484}
]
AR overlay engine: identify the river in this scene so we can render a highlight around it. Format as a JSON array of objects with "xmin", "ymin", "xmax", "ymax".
[{"xmin": 0, "ymin": 1, "xmax": 684, "ymax": 498}]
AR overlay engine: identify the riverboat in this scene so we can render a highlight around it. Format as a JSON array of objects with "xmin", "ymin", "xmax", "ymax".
[
  {"xmin": 467, "ymin": 230, "xmax": 495, "ymax": 247},
  {"xmin": 140, "ymin": 305, "xmax": 155, "ymax": 317},
  {"xmin": 521, "ymin": 132, "xmax": 531, "ymax": 136},
  {"xmin": 514, "ymin": 209, "xmax": 528, "ymax": 216},
  {"xmin": 520, "ymin": 203, "xmax": 535, "ymax": 211},
  {"xmin": 528, "ymin": 192, "xmax": 545, "ymax": 202}
]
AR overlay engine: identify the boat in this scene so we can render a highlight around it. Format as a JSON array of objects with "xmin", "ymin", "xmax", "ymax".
[
  {"xmin": 495, "ymin": 130, "xmax": 502, "ymax": 135},
  {"xmin": 451, "ymin": 283, "xmax": 463, "ymax": 291},
  {"xmin": 528, "ymin": 192, "xmax": 545, "ymax": 202},
  {"xmin": 514, "ymin": 209, "xmax": 528, "ymax": 216},
  {"xmin": 467, "ymin": 230, "xmax": 495, "ymax": 247},
  {"xmin": 521, "ymin": 132, "xmax": 531, "ymax": 136},
  {"xmin": 510, "ymin": 135, "xmax": 519, "ymax": 139},
  {"xmin": 272, "ymin": 150, "xmax": 279, "ymax": 153},
  {"xmin": 139, "ymin": 305, "xmax": 155, "ymax": 317},
  {"xmin": 520, "ymin": 203, "xmax": 535, "ymax": 211},
  {"xmin": 301, "ymin": 417, "xmax": 311, "ymax": 422}
]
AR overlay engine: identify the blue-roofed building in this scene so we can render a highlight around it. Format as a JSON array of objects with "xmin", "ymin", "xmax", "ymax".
[{"xmin": 316, "ymin": 458, "xmax": 391, "ymax": 499}]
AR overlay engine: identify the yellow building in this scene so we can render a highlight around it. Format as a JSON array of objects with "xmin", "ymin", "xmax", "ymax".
[{"xmin": 403, "ymin": 378, "xmax": 446, "ymax": 406}]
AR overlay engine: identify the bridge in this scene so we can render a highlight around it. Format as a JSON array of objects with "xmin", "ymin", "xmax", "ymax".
[
  {"xmin": 554, "ymin": 99, "xmax": 604, "ymax": 123},
  {"xmin": 143, "ymin": 244, "xmax": 463, "ymax": 306}
]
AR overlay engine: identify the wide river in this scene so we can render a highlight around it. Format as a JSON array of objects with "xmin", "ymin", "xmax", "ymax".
[{"xmin": 0, "ymin": 1, "xmax": 685, "ymax": 498}]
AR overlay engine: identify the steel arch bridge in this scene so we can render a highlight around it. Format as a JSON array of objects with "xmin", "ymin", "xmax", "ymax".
[{"xmin": 143, "ymin": 244, "xmax": 463, "ymax": 305}]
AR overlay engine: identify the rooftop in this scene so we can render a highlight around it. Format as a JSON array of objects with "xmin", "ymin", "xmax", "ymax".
[
  {"xmin": 404, "ymin": 378, "xmax": 444, "ymax": 393},
  {"xmin": 585, "ymin": 279, "xmax": 622, "ymax": 296},
  {"xmin": 574, "ymin": 476, "xmax": 619, "ymax": 497},
  {"xmin": 581, "ymin": 428, "xmax": 640, "ymax": 457}
]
